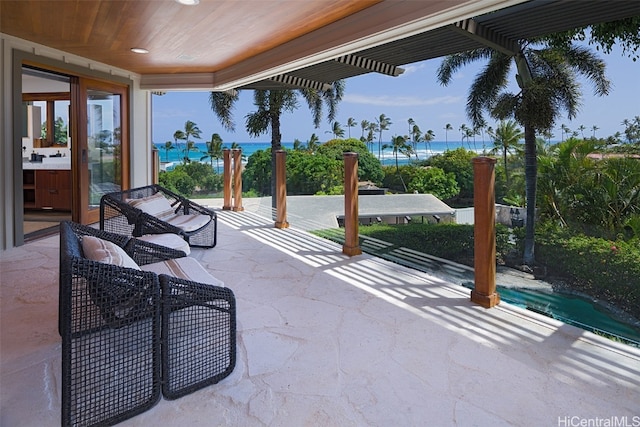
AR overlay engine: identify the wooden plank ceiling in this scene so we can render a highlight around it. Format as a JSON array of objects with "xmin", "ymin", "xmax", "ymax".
[{"xmin": 0, "ymin": 0, "xmax": 380, "ymax": 74}]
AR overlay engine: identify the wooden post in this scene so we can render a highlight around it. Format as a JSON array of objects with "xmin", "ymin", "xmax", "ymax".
[
  {"xmin": 232, "ymin": 149, "xmax": 244, "ymax": 212},
  {"xmin": 274, "ymin": 150, "xmax": 289, "ymax": 228},
  {"xmin": 471, "ymin": 156, "xmax": 500, "ymax": 308},
  {"xmin": 151, "ymin": 148, "xmax": 159, "ymax": 184},
  {"xmin": 222, "ymin": 149, "xmax": 232, "ymax": 210},
  {"xmin": 342, "ymin": 152, "xmax": 362, "ymax": 256}
]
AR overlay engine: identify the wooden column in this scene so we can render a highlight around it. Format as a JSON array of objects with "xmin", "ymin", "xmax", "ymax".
[
  {"xmin": 151, "ymin": 148, "xmax": 160, "ymax": 185},
  {"xmin": 471, "ymin": 156, "xmax": 500, "ymax": 308},
  {"xmin": 232, "ymin": 149, "xmax": 244, "ymax": 212},
  {"xmin": 222, "ymin": 149, "xmax": 232, "ymax": 210},
  {"xmin": 274, "ymin": 150, "xmax": 289, "ymax": 228},
  {"xmin": 342, "ymin": 152, "xmax": 362, "ymax": 256}
]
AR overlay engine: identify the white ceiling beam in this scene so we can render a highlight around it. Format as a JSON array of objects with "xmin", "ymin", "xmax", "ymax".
[
  {"xmin": 334, "ymin": 55, "xmax": 404, "ymax": 77},
  {"xmin": 450, "ymin": 18, "xmax": 520, "ymax": 55},
  {"xmin": 268, "ymin": 75, "xmax": 332, "ymax": 91}
]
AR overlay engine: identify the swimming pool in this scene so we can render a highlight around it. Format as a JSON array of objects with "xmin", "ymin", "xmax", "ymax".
[{"xmin": 467, "ymin": 284, "xmax": 640, "ymax": 346}]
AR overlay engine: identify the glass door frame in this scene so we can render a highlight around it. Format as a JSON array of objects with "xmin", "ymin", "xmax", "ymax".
[
  {"xmin": 76, "ymin": 78, "xmax": 130, "ymax": 225},
  {"xmin": 12, "ymin": 52, "xmax": 133, "ymax": 247}
]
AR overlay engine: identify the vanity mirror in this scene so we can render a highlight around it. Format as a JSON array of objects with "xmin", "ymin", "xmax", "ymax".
[{"xmin": 22, "ymin": 92, "xmax": 70, "ymax": 148}]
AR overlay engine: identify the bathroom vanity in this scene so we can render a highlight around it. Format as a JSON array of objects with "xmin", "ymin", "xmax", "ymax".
[{"xmin": 23, "ymin": 159, "xmax": 71, "ymax": 211}]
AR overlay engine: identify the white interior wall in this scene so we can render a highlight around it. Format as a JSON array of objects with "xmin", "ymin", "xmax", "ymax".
[{"xmin": 0, "ymin": 33, "xmax": 150, "ymax": 250}]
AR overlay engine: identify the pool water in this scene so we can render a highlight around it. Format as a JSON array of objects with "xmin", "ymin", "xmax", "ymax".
[{"xmin": 490, "ymin": 286, "xmax": 640, "ymax": 346}]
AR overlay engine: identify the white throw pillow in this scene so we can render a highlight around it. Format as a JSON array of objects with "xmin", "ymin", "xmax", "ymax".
[
  {"xmin": 127, "ymin": 192, "xmax": 174, "ymax": 219},
  {"xmin": 82, "ymin": 236, "xmax": 141, "ymax": 270}
]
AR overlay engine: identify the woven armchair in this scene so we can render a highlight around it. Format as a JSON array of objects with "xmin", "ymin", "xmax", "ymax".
[
  {"xmin": 100, "ymin": 184, "xmax": 217, "ymax": 248},
  {"xmin": 59, "ymin": 221, "xmax": 235, "ymax": 426}
]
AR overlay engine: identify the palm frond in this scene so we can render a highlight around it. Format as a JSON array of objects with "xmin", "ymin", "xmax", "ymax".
[
  {"xmin": 209, "ymin": 91, "xmax": 239, "ymax": 131},
  {"xmin": 437, "ymin": 48, "xmax": 494, "ymax": 85}
]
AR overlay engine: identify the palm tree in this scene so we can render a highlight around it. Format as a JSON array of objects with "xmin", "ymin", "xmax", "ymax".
[
  {"xmin": 173, "ymin": 130, "xmax": 186, "ymax": 157},
  {"xmin": 488, "ymin": 120, "xmax": 523, "ymax": 186},
  {"xmin": 200, "ymin": 133, "xmax": 224, "ymax": 170},
  {"xmin": 376, "ymin": 114, "xmax": 391, "ymax": 159},
  {"xmin": 560, "ymin": 124, "xmax": 571, "ymax": 142},
  {"xmin": 326, "ymin": 121, "xmax": 345, "ymax": 138},
  {"xmin": 182, "ymin": 120, "xmax": 202, "ymax": 164},
  {"xmin": 578, "ymin": 124, "xmax": 586, "ymax": 139},
  {"xmin": 409, "ymin": 122, "xmax": 423, "ymax": 160},
  {"xmin": 307, "ymin": 133, "xmax": 320, "ymax": 153},
  {"xmin": 383, "ymin": 135, "xmax": 413, "ymax": 192},
  {"xmin": 383, "ymin": 135, "xmax": 413, "ymax": 170},
  {"xmin": 459, "ymin": 124, "xmax": 472, "ymax": 149},
  {"xmin": 360, "ymin": 119, "xmax": 370, "ymax": 140},
  {"xmin": 438, "ymin": 42, "xmax": 610, "ymax": 266},
  {"xmin": 444, "ymin": 123, "xmax": 453, "ymax": 149},
  {"xmin": 162, "ymin": 140, "xmax": 175, "ymax": 162},
  {"xmin": 183, "ymin": 140, "xmax": 199, "ymax": 163},
  {"xmin": 591, "ymin": 125, "xmax": 599, "ymax": 139},
  {"xmin": 366, "ymin": 122, "xmax": 378, "ymax": 154},
  {"xmin": 210, "ymin": 82, "xmax": 344, "ymax": 205},
  {"xmin": 485, "ymin": 126, "xmax": 494, "ymax": 153},
  {"xmin": 346, "ymin": 117, "xmax": 356, "ymax": 138},
  {"xmin": 423, "ymin": 129, "xmax": 435, "ymax": 157}
]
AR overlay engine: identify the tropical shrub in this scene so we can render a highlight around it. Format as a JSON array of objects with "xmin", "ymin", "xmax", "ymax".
[
  {"xmin": 316, "ymin": 138, "xmax": 384, "ymax": 184},
  {"xmin": 286, "ymin": 150, "xmax": 343, "ymax": 195},
  {"xmin": 537, "ymin": 138, "xmax": 640, "ymax": 234},
  {"xmin": 534, "ymin": 223, "xmax": 640, "ymax": 318},
  {"xmin": 427, "ymin": 148, "xmax": 477, "ymax": 202},
  {"xmin": 405, "ymin": 166, "xmax": 459, "ymax": 200},
  {"xmin": 159, "ymin": 161, "xmax": 221, "ymax": 197},
  {"xmin": 381, "ymin": 165, "xmax": 459, "ymax": 199},
  {"xmin": 159, "ymin": 169, "xmax": 195, "ymax": 196},
  {"xmin": 243, "ymin": 139, "xmax": 385, "ymax": 196},
  {"xmin": 357, "ymin": 222, "xmax": 513, "ymax": 264},
  {"xmin": 242, "ymin": 149, "xmax": 272, "ymax": 195}
]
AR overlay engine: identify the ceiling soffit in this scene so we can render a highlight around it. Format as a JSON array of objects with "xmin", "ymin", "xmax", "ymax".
[{"xmin": 261, "ymin": 0, "xmax": 640, "ymax": 92}]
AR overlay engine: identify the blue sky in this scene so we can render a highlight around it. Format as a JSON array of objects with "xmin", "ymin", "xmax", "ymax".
[{"xmin": 152, "ymin": 43, "xmax": 639, "ymax": 145}]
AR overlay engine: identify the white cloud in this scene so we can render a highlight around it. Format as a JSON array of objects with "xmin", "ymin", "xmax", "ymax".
[
  {"xmin": 344, "ymin": 93, "xmax": 463, "ymax": 107},
  {"xmin": 398, "ymin": 63, "xmax": 428, "ymax": 75}
]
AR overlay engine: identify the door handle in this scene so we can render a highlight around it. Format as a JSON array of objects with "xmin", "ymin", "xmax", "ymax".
[{"xmin": 82, "ymin": 149, "xmax": 88, "ymax": 164}]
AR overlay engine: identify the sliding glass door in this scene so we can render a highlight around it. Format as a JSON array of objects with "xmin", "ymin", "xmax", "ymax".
[{"xmin": 77, "ymin": 78, "xmax": 129, "ymax": 224}]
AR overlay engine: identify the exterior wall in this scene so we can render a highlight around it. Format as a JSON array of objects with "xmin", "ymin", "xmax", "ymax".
[{"xmin": 0, "ymin": 33, "xmax": 151, "ymax": 250}]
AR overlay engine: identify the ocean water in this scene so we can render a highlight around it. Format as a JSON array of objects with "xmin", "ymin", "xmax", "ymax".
[{"xmin": 154, "ymin": 140, "xmax": 486, "ymax": 170}]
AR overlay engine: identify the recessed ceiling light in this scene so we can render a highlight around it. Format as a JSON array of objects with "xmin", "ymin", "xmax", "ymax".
[
  {"xmin": 176, "ymin": 0, "xmax": 199, "ymax": 5},
  {"xmin": 131, "ymin": 47, "xmax": 149, "ymax": 54}
]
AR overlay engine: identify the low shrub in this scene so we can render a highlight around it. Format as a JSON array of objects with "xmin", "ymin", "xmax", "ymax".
[
  {"xmin": 357, "ymin": 222, "xmax": 513, "ymax": 265},
  {"xmin": 536, "ymin": 227, "xmax": 640, "ymax": 318}
]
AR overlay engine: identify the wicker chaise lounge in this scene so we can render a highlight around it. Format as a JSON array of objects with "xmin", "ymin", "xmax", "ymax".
[
  {"xmin": 59, "ymin": 221, "xmax": 235, "ymax": 426},
  {"xmin": 100, "ymin": 184, "xmax": 217, "ymax": 248}
]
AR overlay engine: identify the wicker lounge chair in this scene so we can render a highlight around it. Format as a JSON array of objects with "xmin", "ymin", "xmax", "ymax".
[
  {"xmin": 100, "ymin": 184, "xmax": 217, "ymax": 248},
  {"xmin": 59, "ymin": 221, "xmax": 235, "ymax": 426}
]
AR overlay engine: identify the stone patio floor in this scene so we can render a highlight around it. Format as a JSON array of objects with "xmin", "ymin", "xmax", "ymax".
[{"xmin": 1, "ymin": 208, "xmax": 639, "ymax": 426}]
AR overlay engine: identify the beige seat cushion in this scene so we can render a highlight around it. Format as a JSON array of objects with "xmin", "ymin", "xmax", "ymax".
[
  {"xmin": 82, "ymin": 236, "xmax": 140, "ymax": 270},
  {"xmin": 127, "ymin": 192, "xmax": 174, "ymax": 219},
  {"xmin": 141, "ymin": 257, "xmax": 223, "ymax": 287},
  {"xmin": 137, "ymin": 233, "xmax": 191, "ymax": 255},
  {"xmin": 164, "ymin": 214, "xmax": 211, "ymax": 233}
]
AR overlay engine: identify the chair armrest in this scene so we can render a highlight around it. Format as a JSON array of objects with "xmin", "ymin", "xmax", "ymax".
[
  {"xmin": 179, "ymin": 199, "xmax": 216, "ymax": 217},
  {"xmin": 125, "ymin": 238, "xmax": 187, "ymax": 266},
  {"xmin": 66, "ymin": 256, "xmax": 161, "ymax": 332}
]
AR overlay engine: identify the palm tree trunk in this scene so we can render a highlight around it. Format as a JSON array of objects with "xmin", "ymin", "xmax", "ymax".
[
  {"xmin": 270, "ymin": 112, "xmax": 282, "ymax": 217},
  {"xmin": 523, "ymin": 125, "xmax": 537, "ymax": 266},
  {"xmin": 503, "ymin": 147, "xmax": 509, "ymax": 186}
]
